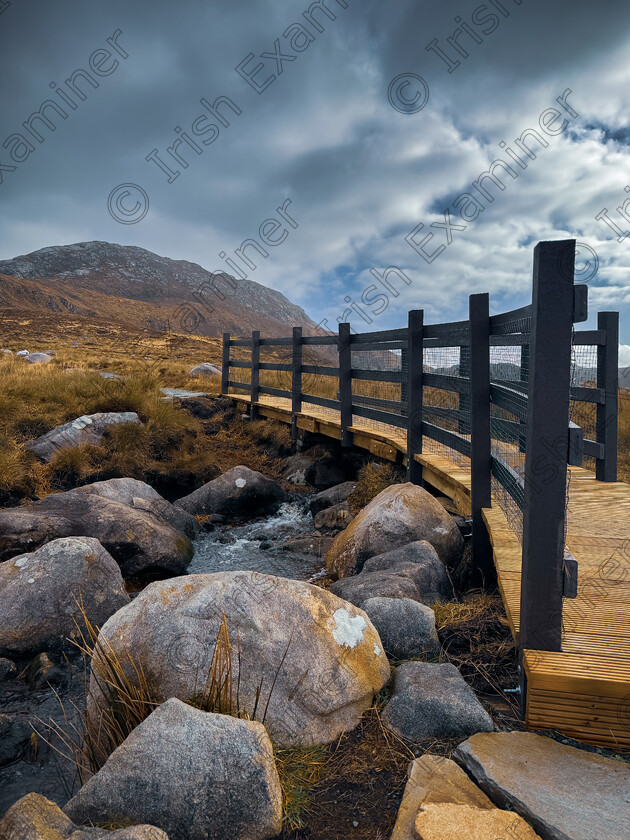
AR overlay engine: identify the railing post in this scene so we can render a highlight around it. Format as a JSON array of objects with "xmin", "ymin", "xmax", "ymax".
[
  {"xmin": 250, "ymin": 330, "xmax": 260, "ymax": 420},
  {"xmin": 596, "ymin": 311, "xmax": 618, "ymax": 482},
  {"xmin": 338, "ymin": 322, "xmax": 353, "ymax": 447},
  {"xmin": 520, "ymin": 239, "xmax": 575, "ymax": 656},
  {"xmin": 401, "ymin": 344, "xmax": 408, "ymax": 407},
  {"xmin": 221, "ymin": 332, "xmax": 230, "ymax": 396},
  {"xmin": 291, "ymin": 326, "xmax": 303, "ymax": 441},
  {"xmin": 469, "ymin": 293, "xmax": 494, "ymax": 587},
  {"xmin": 458, "ymin": 343, "xmax": 471, "ymax": 434},
  {"xmin": 518, "ymin": 343, "xmax": 529, "ymax": 452},
  {"xmin": 406, "ymin": 310, "xmax": 424, "ymax": 485}
]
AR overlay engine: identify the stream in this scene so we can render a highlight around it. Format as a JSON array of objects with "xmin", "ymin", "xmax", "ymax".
[{"xmin": 189, "ymin": 500, "xmax": 329, "ymax": 582}]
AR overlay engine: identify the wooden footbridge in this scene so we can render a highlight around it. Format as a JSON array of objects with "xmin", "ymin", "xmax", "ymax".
[{"xmin": 221, "ymin": 240, "xmax": 630, "ymax": 751}]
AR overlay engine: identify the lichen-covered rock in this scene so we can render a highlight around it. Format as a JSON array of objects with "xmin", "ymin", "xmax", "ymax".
[
  {"xmin": 0, "ymin": 793, "xmax": 168, "ymax": 839},
  {"xmin": 175, "ymin": 465, "xmax": 286, "ymax": 518},
  {"xmin": 26, "ymin": 412, "xmax": 141, "ymax": 462},
  {"xmin": 65, "ymin": 698, "xmax": 281, "ymax": 840},
  {"xmin": 86, "ymin": 572, "xmax": 390, "ymax": 750},
  {"xmin": 24, "ymin": 352, "xmax": 53, "ymax": 365},
  {"xmin": 325, "ymin": 483, "xmax": 463, "ymax": 578},
  {"xmin": 0, "ymin": 537, "xmax": 129, "ymax": 657},
  {"xmin": 383, "ymin": 662, "xmax": 493, "ymax": 740}
]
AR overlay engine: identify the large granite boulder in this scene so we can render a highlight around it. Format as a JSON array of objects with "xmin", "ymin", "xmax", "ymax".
[
  {"xmin": 382, "ymin": 662, "xmax": 493, "ymax": 740},
  {"xmin": 0, "ymin": 491, "xmax": 193, "ymax": 575},
  {"xmin": 455, "ymin": 731, "xmax": 630, "ymax": 840},
  {"xmin": 71, "ymin": 478, "xmax": 200, "ymax": 538},
  {"xmin": 26, "ymin": 412, "xmax": 141, "ymax": 462},
  {"xmin": 86, "ymin": 572, "xmax": 390, "ymax": 750},
  {"xmin": 325, "ymin": 483, "xmax": 463, "ymax": 578},
  {"xmin": 309, "ymin": 481, "xmax": 357, "ymax": 516},
  {"xmin": 0, "ymin": 793, "xmax": 167, "ymax": 839},
  {"xmin": 392, "ymin": 754, "xmax": 495, "ymax": 840},
  {"xmin": 65, "ymin": 698, "xmax": 282, "ymax": 840},
  {"xmin": 362, "ymin": 597, "xmax": 440, "ymax": 660},
  {"xmin": 330, "ymin": 558, "xmax": 452, "ymax": 608},
  {"xmin": 175, "ymin": 465, "xmax": 286, "ymax": 518},
  {"xmin": 0, "ymin": 537, "xmax": 129, "ymax": 657}
]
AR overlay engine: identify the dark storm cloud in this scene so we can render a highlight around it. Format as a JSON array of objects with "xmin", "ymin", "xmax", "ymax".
[{"xmin": 1, "ymin": 0, "xmax": 629, "ymax": 350}]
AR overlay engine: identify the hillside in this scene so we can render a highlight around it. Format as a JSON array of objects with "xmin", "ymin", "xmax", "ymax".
[{"xmin": 0, "ymin": 241, "xmax": 317, "ymax": 339}]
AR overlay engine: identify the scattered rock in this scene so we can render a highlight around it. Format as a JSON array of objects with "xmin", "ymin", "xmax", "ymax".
[
  {"xmin": 415, "ymin": 803, "xmax": 541, "ymax": 840},
  {"xmin": 313, "ymin": 502, "xmax": 354, "ymax": 533},
  {"xmin": 160, "ymin": 388, "xmax": 209, "ymax": 399},
  {"xmin": 0, "ymin": 491, "xmax": 193, "ymax": 575},
  {"xmin": 72, "ymin": 477, "xmax": 200, "ymax": 538},
  {"xmin": 21, "ymin": 652, "xmax": 65, "ymax": 689},
  {"xmin": 86, "ymin": 571, "xmax": 390, "ymax": 750},
  {"xmin": 391, "ymin": 754, "xmax": 494, "ymax": 840},
  {"xmin": 0, "ymin": 714, "xmax": 32, "ymax": 766},
  {"xmin": 98, "ymin": 370, "xmax": 121, "ymax": 380},
  {"xmin": 280, "ymin": 535, "xmax": 333, "ymax": 558},
  {"xmin": 330, "ymin": 556, "xmax": 452, "ymax": 608},
  {"xmin": 0, "ymin": 537, "xmax": 130, "ymax": 657},
  {"xmin": 305, "ymin": 458, "xmax": 347, "ymax": 489},
  {"xmin": 0, "ymin": 793, "xmax": 168, "ymax": 839},
  {"xmin": 309, "ymin": 481, "xmax": 357, "ymax": 516},
  {"xmin": 326, "ymin": 483, "xmax": 464, "ymax": 578},
  {"xmin": 0, "ymin": 657, "xmax": 17, "ymax": 681},
  {"xmin": 41, "ymin": 349, "xmax": 57, "ymax": 356},
  {"xmin": 383, "ymin": 662, "xmax": 493, "ymax": 741},
  {"xmin": 144, "ymin": 464, "xmax": 221, "ymax": 502},
  {"xmin": 175, "ymin": 465, "xmax": 286, "ymax": 519},
  {"xmin": 362, "ymin": 598, "xmax": 440, "ymax": 660},
  {"xmin": 454, "ymin": 731, "xmax": 630, "ymax": 840},
  {"xmin": 26, "ymin": 412, "xmax": 141, "ymax": 462},
  {"xmin": 65, "ymin": 698, "xmax": 282, "ymax": 840},
  {"xmin": 1, "ymin": 348, "xmax": 13, "ymax": 355},
  {"xmin": 16, "ymin": 349, "xmax": 29, "ymax": 356},
  {"xmin": 281, "ymin": 453, "xmax": 314, "ymax": 485},
  {"xmin": 190, "ymin": 362, "xmax": 222, "ymax": 377},
  {"xmin": 24, "ymin": 353, "xmax": 53, "ymax": 365}
]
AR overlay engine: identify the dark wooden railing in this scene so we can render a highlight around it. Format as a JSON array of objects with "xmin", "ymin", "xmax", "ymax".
[{"xmin": 221, "ymin": 240, "xmax": 619, "ymax": 664}]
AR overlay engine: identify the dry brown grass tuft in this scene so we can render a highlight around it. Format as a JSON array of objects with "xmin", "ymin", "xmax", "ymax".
[{"xmin": 347, "ymin": 462, "xmax": 404, "ymax": 513}]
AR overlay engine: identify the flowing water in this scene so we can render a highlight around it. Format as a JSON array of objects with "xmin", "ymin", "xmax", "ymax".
[{"xmin": 189, "ymin": 500, "xmax": 329, "ymax": 582}]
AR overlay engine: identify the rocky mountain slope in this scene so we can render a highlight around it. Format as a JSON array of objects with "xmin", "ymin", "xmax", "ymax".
[{"xmin": 0, "ymin": 241, "xmax": 317, "ymax": 338}]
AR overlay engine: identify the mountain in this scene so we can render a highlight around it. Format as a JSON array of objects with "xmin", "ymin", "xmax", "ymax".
[{"xmin": 0, "ymin": 241, "xmax": 317, "ymax": 338}]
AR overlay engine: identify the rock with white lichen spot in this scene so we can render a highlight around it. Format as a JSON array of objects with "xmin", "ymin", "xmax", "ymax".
[
  {"xmin": 175, "ymin": 465, "xmax": 286, "ymax": 518},
  {"xmin": 26, "ymin": 411, "xmax": 141, "ymax": 462},
  {"xmin": 85, "ymin": 571, "xmax": 390, "ymax": 752}
]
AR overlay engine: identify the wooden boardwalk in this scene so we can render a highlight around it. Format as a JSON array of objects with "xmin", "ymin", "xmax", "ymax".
[{"xmin": 229, "ymin": 392, "xmax": 630, "ymax": 751}]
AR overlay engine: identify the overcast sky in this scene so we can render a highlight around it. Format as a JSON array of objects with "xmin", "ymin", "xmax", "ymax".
[{"xmin": 1, "ymin": 0, "xmax": 630, "ymax": 355}]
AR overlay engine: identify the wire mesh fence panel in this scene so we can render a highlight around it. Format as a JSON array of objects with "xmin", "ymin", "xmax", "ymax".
[
  {"xmin": 569, "ymin": 340, "xmax": 599, "ymax": 471},
  {"xmin": 422, "ymin": 344, "xmax": 471, "ymax": 467}
]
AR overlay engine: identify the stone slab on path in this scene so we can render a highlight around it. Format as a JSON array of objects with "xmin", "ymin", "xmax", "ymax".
[
  {"xmin": 391, "ymin": 754, "xmax": 494, "ymax": 840},
  {"xmin": 455, "ymin": 731, "xmax": 630, "ymax": 840}
]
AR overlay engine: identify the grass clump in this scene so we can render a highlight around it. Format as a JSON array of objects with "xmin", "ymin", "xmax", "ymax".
[{"xmin": 348, "ymin": 462, "xmax": 403, "ymax": 513}]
